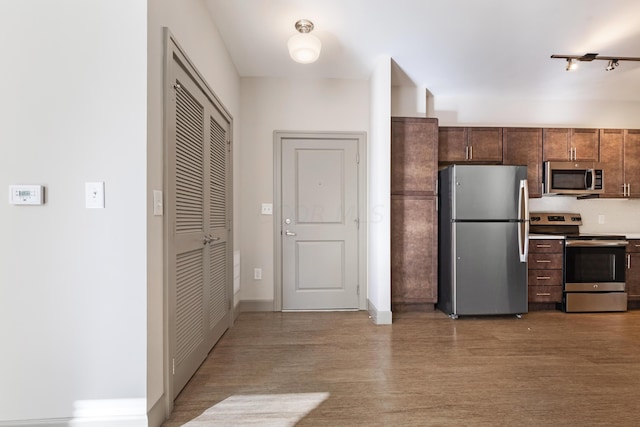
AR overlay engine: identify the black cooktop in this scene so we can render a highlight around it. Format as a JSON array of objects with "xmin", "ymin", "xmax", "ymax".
[{"xmin": 563, "ymin": 234, "xmax": 627, "ymax": 240}]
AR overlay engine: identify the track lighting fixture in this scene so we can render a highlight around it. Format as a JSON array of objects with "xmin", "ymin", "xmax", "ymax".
[{"xmin": 551, "ymin": 53, "xmax": 640, "ymax": 71}]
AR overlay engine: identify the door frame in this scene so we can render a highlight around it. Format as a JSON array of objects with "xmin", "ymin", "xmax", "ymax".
[{"xmin": 273, "ymin": 131, "xmax": 367, "ymax": 311}]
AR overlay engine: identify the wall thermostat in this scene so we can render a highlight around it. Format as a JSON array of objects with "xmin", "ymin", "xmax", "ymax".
[{"xmin": 9, "ymin": 185, "xmax": 44, "ymax": 205}]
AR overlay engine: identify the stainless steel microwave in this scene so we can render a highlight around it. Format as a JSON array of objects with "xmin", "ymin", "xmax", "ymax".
[{"xmin": 543, "ymin": 161, "xmax": 604, "ymax": 195}]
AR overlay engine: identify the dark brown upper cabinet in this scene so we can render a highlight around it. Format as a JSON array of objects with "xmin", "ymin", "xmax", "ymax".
[
  {"xmin": 543, "ymin": 128, "xmax": 599, "ymax": 162},
  {"xmin": 439, "ymin": 127, "xmax": 503, "ymax": 164},
  {"xmin": 502, "ymin": 128, "xmax": 543, "ymax": 198},
  {"xmin": 599, "ymin": 129, "xmax": 640, "ymax": 198},
  {"xmin": 391, "ymin": 117, "xmax": 438, "ymax": 195}
]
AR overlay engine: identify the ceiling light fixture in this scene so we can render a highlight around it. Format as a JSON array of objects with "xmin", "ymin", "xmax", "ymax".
[
  {"xmin": 288, "ymin": 19, "xmax": 321, "ymax": 64},
  {"xmin": 551, "ymin": 53, "xmax": 640, "ymax": 71}
]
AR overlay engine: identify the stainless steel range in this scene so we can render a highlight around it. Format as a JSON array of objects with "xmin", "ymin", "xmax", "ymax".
[{"xmin": 530, "ymin": 212, "xmax": 628, "ymax": 312}]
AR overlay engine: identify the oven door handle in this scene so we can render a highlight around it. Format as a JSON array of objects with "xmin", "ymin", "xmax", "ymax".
[{"xmin": 565, "ymin": 240, "xmax": 629, "ymax": 247}]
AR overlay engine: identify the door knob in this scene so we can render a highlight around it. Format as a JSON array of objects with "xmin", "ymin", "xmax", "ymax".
[{"xmin": 284, "ymin": 230, "xmax": 297, "ymax": 236}]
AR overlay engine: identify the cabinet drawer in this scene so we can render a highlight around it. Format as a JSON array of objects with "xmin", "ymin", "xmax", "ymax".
[
  {"xmin": 528, "ymin": 269, "xmax": 563, "ymax": 286},
  {"xmin": 627, "ymin": 240, "xmax": 640, "ymax": 253},
  {"xmin": 528, "ymin": 285, "xmax": 562, "ymax": 303},
  {"xmin": 529, "ymin": 239, "xmax": 564, "ymax": 253},
  {"xmin": 529, "ymin": 253, "xmax": 563, "ymax": 269}
]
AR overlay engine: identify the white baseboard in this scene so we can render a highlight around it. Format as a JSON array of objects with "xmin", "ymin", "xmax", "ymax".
[
  {"xmin": 367, "ymin": 299, "xmax": 392, "ymax": 324},
  {"xmin": 0, "ymin": 417, "xmax": 147, "ymax": 427},
  {"xmin": 0, "ymin": 398, "xmax": 149, "ymax": 427}
]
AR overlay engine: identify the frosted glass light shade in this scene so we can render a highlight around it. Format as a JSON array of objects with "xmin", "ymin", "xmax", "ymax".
[{"xmin": 288, "ymin": 33, "xmax": 321, "ymax": 64}]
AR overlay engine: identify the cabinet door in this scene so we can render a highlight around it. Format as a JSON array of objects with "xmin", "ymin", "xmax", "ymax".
[
  {"xmin": 390, "ymin": 195, "xmax": 437, "ymax": 307},
  {"xmin": 468, "ymin": 127, "xmax": 503, "ymax": 162},
  {"xmin": 502, "ymin": 128, "xmax": 543, "ymax": 198},
  {"xmin": 543, "ymin": 128, "xmax": 571, "ymax": 161},
  {"xmin": 571, "ymin": 128, "xmax": 599, "ymax": 161},
  {"xmin": 599, "ymin": 129, "xmax": 625, "ymax": 198},
  {"xmin": 624, "ymin": 130, "xmax": 640, "ymax": 198},
  {"xmin": 627, "ymin": 241, "xmax": 640, "ymax": 300},
  {"xmin": 391, "ymin": 118, "xmax": 438, "ymax": 195},
  {"xmin": 438, "ymin": 127, "xmax": 468, "ymax": 162}
]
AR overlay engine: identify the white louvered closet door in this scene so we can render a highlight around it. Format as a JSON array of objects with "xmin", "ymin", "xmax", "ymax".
[{"xmin": 169, "ymin": 56, "xmax": 231, "ymax": 398}]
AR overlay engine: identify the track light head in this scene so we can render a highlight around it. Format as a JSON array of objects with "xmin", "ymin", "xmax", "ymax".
[
  {"xmin": 566, "ymin": 58, "xmax": 578, "ymax": 71},
  {"xmin": 605, "ymin": 59, "xmax": 619, "ymax": 71}
]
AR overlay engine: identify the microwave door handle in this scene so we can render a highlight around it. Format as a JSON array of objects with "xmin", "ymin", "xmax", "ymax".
[{"xmin": 585, "ymin": 169, "xmax": 594, "ymax": 190}]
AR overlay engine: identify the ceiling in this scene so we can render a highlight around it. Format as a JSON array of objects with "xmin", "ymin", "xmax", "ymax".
[{"xmin": 204, "ymin": 0, "xmax": 640, "ymax": 102}]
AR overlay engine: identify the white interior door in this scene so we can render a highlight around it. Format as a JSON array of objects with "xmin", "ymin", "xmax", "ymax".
[{"xmin": 281, "ymin": 137, "xmax": 360, "ymax": 310}]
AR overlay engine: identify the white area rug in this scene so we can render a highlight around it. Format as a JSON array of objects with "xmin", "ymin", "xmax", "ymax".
[{"xmin": 182, "ymin": 392, "xmax": 330, "ymax": 426}]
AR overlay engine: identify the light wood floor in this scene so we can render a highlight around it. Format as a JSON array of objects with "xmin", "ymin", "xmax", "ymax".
[{"xmin": 163, "ymin": 309, "xmax": 640, "ymax": 426}]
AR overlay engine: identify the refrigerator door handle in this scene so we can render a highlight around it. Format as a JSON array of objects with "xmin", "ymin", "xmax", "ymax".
[{"xmin": 518, "ymin": 179, "xmax": 529, "ymax": 263}]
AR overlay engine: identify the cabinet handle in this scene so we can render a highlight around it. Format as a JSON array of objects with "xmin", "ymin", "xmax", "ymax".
[
  {"xmin": 635, "ymin": 244, "xmax": 640, "ymax": 248},
  {"xmin": 629, "ymin": 183, "xmax": 631, "ymax": 196},
  {"xmin": 469, "ymin": 145, "xmax": 473, "ymax": 160},
  {"xmin": 537, "ymin": 276, "xmax": 551, "ymax": 280},
  {"xmin": 465, "ymin": 145, "xmax": 469, "ymax": 160},
  {"xmin": 628, "ymin": 254, "xmax": 631, "ymax": 269},
  {"xmin": 536, "ymin": 293, "xmax": 551, "ymax": 296},
  {"xmin": 536, "ymin": 260, "xmax": 551, "ymax": 263},
  {"xmin": 536, "ymin": 244, "xmax": 551, "ymax": 248}
]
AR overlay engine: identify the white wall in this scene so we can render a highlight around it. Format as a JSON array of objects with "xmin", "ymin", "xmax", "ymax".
[
  {"xmin": 239, "ymin": 77, "xmax": 370, "ymax": 302},
  {"xmin": 0, "ymin": 0, "xmax": 148, "ymax": 424},
  {"xmin": 147, "ymin": 0, "xmax": 240, "ymax": 421},
  {"xmin": 368, "ymin": 57, "xmax": 393, "ymax": 324}
]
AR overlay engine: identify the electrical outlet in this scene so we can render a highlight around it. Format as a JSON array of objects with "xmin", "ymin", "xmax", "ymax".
[
  {"xmin": 598, "ymin": 214, "xmax": 605, "ymax": 225},
  {"xmin": 254, "ymin": 268, "xmax": 262, "ymax": 280},
  {"xmin": 261, "ymin": 203, "xmax": 273, "ymax": 215}
]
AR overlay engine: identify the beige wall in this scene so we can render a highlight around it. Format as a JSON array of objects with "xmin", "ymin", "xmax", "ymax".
[{"xmin": 238, "ymin": 77, "xmax": 370, "ymax": 303}]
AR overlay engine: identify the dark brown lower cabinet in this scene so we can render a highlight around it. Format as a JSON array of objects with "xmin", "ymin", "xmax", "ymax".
[
  {"xmin": 391, "ymin": 195, "xmax": 437, "ymax": 311},
  {"xmin": 627, "ymin": 240, "xmax": 640, "ymax": 303},
  {"xmin": 528, "ymin": 239, "xmax": 564, "ymax": 308}
]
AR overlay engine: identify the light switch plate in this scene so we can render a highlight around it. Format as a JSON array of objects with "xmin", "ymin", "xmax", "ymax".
[
  {"xmin": 153, "ymin": 190, "xmax": 163, "ymax": 216},
  {"xmin": 85, "ymin": 182, "xmax": 105, "ymax": 209}
]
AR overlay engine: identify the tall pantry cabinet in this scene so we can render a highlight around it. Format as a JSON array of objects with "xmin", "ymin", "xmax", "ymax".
[{"xmin": 391, "ymin": 117, "xmax": 438, "ymax": 311}]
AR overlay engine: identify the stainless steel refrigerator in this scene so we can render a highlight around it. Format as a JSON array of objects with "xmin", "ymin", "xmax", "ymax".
[{"xmin": 438, "ymin": 165, "xmax": 529, "ymax": 318}]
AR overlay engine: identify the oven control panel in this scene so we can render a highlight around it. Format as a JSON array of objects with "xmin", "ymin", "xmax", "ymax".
[{"xmin": 530, "ymin": 212, "xmax": 582, "ymax": 226}]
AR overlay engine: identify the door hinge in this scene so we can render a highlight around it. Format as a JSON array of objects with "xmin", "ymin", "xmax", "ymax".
[
  {"xmin": 354, "ymin": 217, "xmax": 359, "ymax": 229},
  {"xmin": 172, "ymin": 358, "xmax": 175, "ymax": 375},
  {"xmin": 357, "ymin": 285, "xmax": 360, "ymax": 296},
  {"xmin": 356, "ymin": 153, "xmax": 360, "ymax": 164}
]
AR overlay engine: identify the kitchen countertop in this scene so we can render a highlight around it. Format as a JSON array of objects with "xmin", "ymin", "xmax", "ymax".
[
  {"xmin": 529, "ymin": 234, "xmax": 565, "ymax": 240},
  {"xmin": 530, "ymin": 233, "xmax": 640, "ymax": 240}
]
